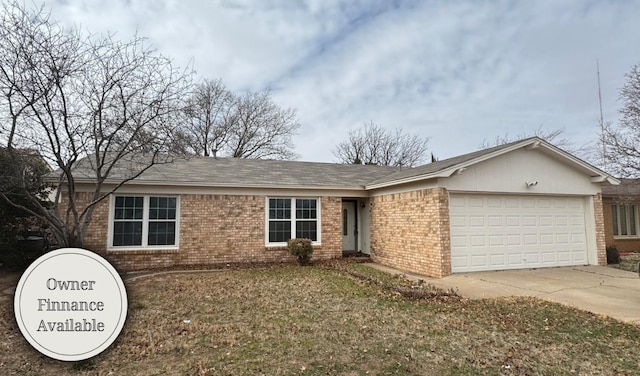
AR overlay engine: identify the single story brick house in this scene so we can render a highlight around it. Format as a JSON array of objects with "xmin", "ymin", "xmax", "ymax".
[
  {"xmin": 58, "ymin": 137, "xmax": 618, "ymax": 278},
  {"xmin": 602, "ymin": 179, "xmax": 640, "ymax": 253}
]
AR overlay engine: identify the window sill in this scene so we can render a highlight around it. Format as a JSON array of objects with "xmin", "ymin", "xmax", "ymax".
[
  {"xmin": 265, "ymin": 243, "xmax": 321, "ymax": 251},
  {"xmin": 613, "ymin": 236, "xmax": 640, "ymax": 240},
  {"xmin": 107, "ymin": 248, "xmax": 179, "ymax": 255}
]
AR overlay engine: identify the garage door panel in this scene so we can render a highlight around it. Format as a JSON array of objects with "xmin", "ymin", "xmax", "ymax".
[
  {"xmin": 450, "ymin": 196, "xmax": 466, "ymax": 207},
  {"xmin": 523, "ymin": 234, "xmax": 538, "ymax": 245},
  {"xmin": 471, "ymin": 255, "xmax": 488, "ymax": 267},
  {"xmin": 507, "ymin": 234, "xmax": 521, "ymax": 245},
  {"xmin": 490, "ymin": 254, "xmax": 505, "ymax": 266},
  {"xmin": 506, "ymin": 216, "xmax": 520, "ymax": 226},
  {"xmin": 571, "ymin": 232, "xmax": 585, "ymax": 244},
  {"xmin": 505, "ymin": 198, "xmax": 519, "ymax": 208},
  {"xmin": 508, "ymin": 253, "xmax": 523, "ymax": 265},
  {"xmin": 450, "ymin": 235, "xmax": 466, "ymax": 248},
  {"xmin": 489, "ymin": 235, "xmax": 503, "ymax": 245},
  {"xmin": 451, "ymin": 194, "xmax": 588, "ymax": 273},
  {"xmin": 469, "ymin": 216, "xmax": 484, "ymax": 226},
  {"xmin": 470, "ymin": 235, "xmax": 485, "ymax": 247},
  {"xmin": 557, "ymin": 251, "xmax": 571, "ymax": 262},
  {"xmin": 487, "ymin": 198, "xmax": 502, "ymax": 208},
  {"xmin": 573, "ymin": 250, "xmax": 587, "ymax": 262},
  {"xmin": 556, "ymin": 233, "xmax": 569, "ymax": 244},
  {"xmin": 538, "ymin": 199, "xmax": 552, "ymax": 208},
  {"xmin": 524, "ymin": 252, "xmax": 540, "ymax": 264},
  {"xmin": 539, "ymin": 216, "xmax": 553, "ymax": 226},
  {"xmin": 540, "ymin": 233, "xmax": 554, "ymax": 244},
  {"xmin": 522, "ymin": 198, "xmax": 536, "ymax": 208},
  {"xmin": 469, "ymin": 197, "xmax": 484, "ymax": 207},
  {"xmin": 570, "ymin": 215, "xmax": 584, "ymax": 226},
  {"xmin": 523, "ymin": 216, "xmax": 537, "ymax": 226},
  {"xmin": 553, "ymin": 199, "xmax": 567, "ymax": 208},
  {"xmin": 450, "ymin": 215, "xmax": 467, "ymax": 228},
  {"xmin": 488, "ymin": 216, "xmax": 502, "ymax": 226}
]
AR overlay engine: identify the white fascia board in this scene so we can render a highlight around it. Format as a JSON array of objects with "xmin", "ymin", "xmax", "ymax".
[
  {"xmin": 364, "ymin": 172, "xmax": 442, "ymax": 190},
  {"xmin": 536, "ymin": 143, "xmax": 619, "ymax": 184},
  {"xmin": 69, "ymin": 181, "xmax": 370, "ymax": 197},
  {"xmin": 590, "ymin": 176, "xmax": 621, "ymax": 185},
  {"xmin": 67, "ymin": 177, "xmax": 367, "ymax": 191}
]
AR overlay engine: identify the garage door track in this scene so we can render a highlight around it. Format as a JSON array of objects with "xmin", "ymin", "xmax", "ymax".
[{"xmin": 371, "ymin": 264, "xmax": 640, "ymax": 324}]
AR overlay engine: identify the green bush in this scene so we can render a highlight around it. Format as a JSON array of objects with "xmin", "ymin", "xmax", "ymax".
[
  {"xmin": 287, "ymin": 238, "xmax": 313, "ymax": 265},
  {"xmin": 606, "ymin": 245, "xmax": 620, "ymax": 265}
]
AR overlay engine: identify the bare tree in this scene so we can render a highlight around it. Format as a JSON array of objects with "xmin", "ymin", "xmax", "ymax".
[
  {"xmin": 480, "ymin": 126, "xmax": 573, "ymax": 150},
  {"xmin": 602, "ymin": 64, "xmax": 640, "ymax": 177},
  {"xmin": 181, "ymin": 79, "xmax": 234, "ymax": 156},
  {"xmin": 223, "ymin": 90, "xmax": 300, "ymax": 159},
  {"xmin": 0, "ymin": 1, "xmax": 192, "ymax": 247},
  {"xmin": 180, "ymin": 86, "xmax": 300, "ymax": 160},
  {"xmin": 333, "ymin": 121, "xmax": 430, "ymax": 167}
]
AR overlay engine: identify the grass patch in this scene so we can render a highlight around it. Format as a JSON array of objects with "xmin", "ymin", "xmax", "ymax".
[{"xmin": 1, "ymin": 261, "xmax": 639, "ymax": 375}]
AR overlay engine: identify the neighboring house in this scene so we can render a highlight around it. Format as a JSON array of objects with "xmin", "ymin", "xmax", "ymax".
[
  {"xmin": 602, "ymin": 179, "xmax": 640, "ymax": 253},
  {"xmin": 53, "ymin": 137, "xmax": 618, "ymax": 278}
]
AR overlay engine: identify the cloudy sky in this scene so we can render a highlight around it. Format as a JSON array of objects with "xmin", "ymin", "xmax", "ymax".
[{"xmin": 48, "ymin": 0, "xmax": 640, "ymax": 164}]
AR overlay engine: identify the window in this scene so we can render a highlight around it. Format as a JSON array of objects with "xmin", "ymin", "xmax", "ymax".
[
  {"xmin": 612, "ymin": 204, "xmax": 638, "ymax": 237},
  {"xmin": 267, "ymin": 198, "xmax": 320, "ymax": 244},
  {"xmin": 110, "ymin": 195, "xmax": 179, "ymax": 248}
]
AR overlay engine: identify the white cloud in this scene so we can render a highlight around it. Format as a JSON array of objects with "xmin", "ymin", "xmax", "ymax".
[{"xmin": 45, "ymin": 0, "xmax": 640, "ymax": 163}]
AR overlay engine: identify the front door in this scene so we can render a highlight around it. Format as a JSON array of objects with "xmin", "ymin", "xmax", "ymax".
[{"xmin": 342, "ymin": 201, "xmax": 357, "ymax": 252}]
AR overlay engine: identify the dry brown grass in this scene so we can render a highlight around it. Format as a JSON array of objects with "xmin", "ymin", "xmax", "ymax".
[{"xmin": 1, "ymin": 261, "xmax": 640, "ymax": 375}]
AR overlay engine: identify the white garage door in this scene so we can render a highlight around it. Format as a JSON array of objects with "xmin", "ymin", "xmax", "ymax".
[{"xmin": 450, "ymin": 194, "xmax": 588, "ymax": 273}]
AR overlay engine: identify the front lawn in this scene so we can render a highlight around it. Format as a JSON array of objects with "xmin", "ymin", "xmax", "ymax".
[{"xmin": 1, "ymin": 261, "xmax": 639, "ymax": 375}]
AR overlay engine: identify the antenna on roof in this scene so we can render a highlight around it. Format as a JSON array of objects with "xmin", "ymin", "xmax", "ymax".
[{"xmin": 597, "ymin": 60, "xmax": 606, "ymax": 169}]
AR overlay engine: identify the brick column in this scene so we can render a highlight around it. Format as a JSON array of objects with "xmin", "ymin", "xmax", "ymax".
[{"xmin": 593, "ymin": 193, "xmax": 607, "ymax": 265}]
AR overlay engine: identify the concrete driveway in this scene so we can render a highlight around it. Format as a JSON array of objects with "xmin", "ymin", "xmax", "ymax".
[{"xmin": 369, "ymin": 264, "xmax": 640, "ymax": 324}]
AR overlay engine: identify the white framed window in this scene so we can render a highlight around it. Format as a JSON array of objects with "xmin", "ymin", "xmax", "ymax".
[
  {"xmin": 612, "ymin": 203, "xmax": 638, "ymax": 238},
  {"xmin": 109, "ymin": 195, "xmax": 180, "ymax": 249},
  {"xmin": 266, "ymin": 197, "xmax": 321, "ymax": 246}
]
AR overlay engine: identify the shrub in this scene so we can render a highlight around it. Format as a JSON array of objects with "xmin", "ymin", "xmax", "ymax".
[
  {"xmin": 287, "ymin": 238, "xmax": 313, "ymax": 265},
  {"xmin": 606, "ymin": 245, "xmax": 620, "ymax": 265}
]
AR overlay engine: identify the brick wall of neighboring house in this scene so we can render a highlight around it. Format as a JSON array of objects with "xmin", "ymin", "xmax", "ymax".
[
  {"xmin": 602, "ymin": 196, "xmax": 640, "ymax": 253},
  {"xmin": 369, "ymin": 187, "xmax": 451, "ymax": 278},
  {"xmin": 61, "ymin": 192, "xmax": 342, "ymax": 271}
]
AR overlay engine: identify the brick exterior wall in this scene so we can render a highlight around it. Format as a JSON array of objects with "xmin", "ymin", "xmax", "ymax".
[
  {"xmin": 369, "ymin": 188, "xmax": 451, "ymax": 278},
  {"xmin": 63, "ymin": 193, "xmax": 342, "ymax": 272},
  {"xmin": 593, "ymin": 193, "xmax": 607, "ymax": 265},
  {"xmin": 602, "ymin": 195, "xmax": 640, "ymax": 253}
]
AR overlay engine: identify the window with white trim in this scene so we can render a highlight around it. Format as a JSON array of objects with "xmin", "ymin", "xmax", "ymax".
[
  {"xmin": 612, "ymin": 203, "xmax": 638, "ymax": 237},
  {"xmin": 111, "ymin": 196, "xmax": 179, "ymax": 248},
  {"xmin": 267, "ymin": 198, "xmax": 319, "ymax": 244}
]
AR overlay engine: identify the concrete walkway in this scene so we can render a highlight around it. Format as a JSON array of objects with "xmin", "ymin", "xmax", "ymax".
[{"xmin": 367, "ymin": 264, "xmax": 640, "ymax": 324}]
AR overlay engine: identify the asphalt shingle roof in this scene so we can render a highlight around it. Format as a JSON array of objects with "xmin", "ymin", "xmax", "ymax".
[
  {"xmin": 67, "ymin": 155, "xmax": 403, "ymax": 189},
  {"xmin": 602, "ymin": 178, "xmax": 640, "ymax": 196},
  {"xmin": 54, "ymin": 136, "xmax": 614, "ymax": 190}
]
